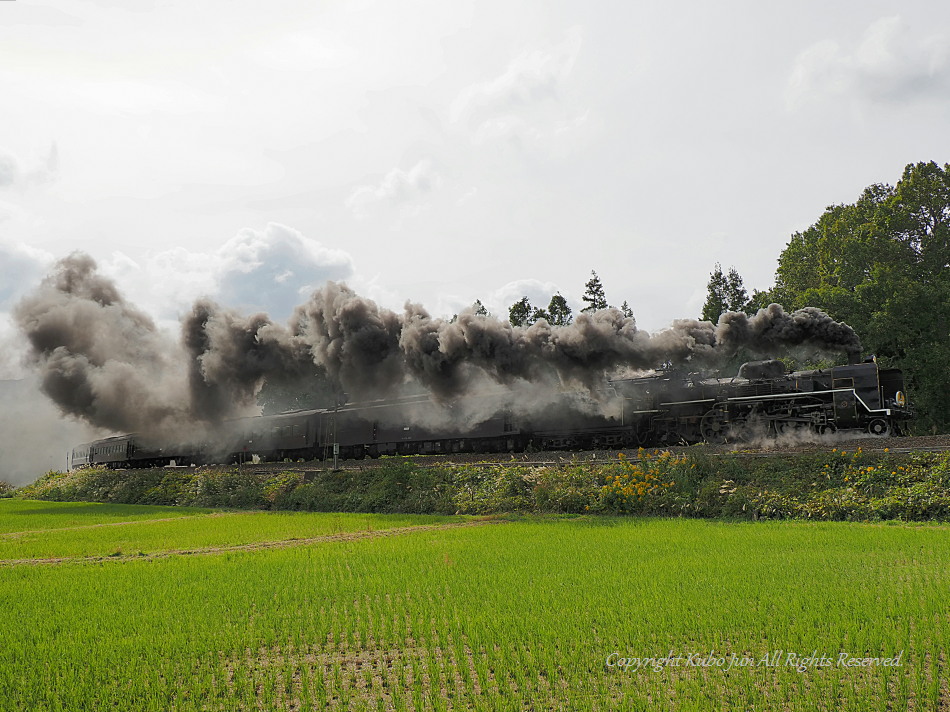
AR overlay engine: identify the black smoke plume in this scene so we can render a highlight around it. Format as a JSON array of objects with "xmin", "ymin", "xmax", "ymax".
[
  {"xmin": 13, "ymin": 253, "xmax": 192, "ymax": 439},
  {"xmin": 15, "ymin": 253, "xmax": 862, "ymax": 436}
]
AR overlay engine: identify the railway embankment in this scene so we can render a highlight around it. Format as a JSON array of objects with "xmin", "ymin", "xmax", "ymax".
[{"xmin": 12, "ymin": 435, "xmax": 950, "ymax": 522}]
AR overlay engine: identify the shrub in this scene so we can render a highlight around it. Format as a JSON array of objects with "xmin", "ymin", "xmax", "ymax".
[{"xmin": 15, "ymin": 451, "xmax": 950, "ymax": 522}]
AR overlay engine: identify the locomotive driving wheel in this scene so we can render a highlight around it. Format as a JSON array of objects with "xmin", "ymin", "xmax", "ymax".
[
  {"xmin": 700, "ymin": 408, "xmax": 729, "ymax": 444},
  {"xmin": 774, "ymin": 419, "xmax": 806, "ymax": 436},
  {"xmin": 867, "ymin": 418, "xmax": 891, "ymax": 436}
]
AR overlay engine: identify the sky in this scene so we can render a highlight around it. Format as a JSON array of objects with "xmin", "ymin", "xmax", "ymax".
[{"xmin": 2, "ymin": 1, "xmax": 950, "ymax": 380}]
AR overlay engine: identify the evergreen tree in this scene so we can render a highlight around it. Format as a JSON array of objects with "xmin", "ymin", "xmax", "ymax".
[
  {"xmin": 547, "ymin": 293, "xmax": 573, "ymax": 325},
  {"xmin": 531, "ymin": 307, "xmax": 551, "ymax": 323},
  {"xmin": 581, "ymin": 271, "xmax": 608, "ymax": 312},
  {"xmin": 725, "ymin": 267, "xmax": 748, "ymax": 312},
  {"xmin": 451, "ymin": 299, "xmax": 490, "ymax": 322},
  {"xmin": 508, "ymin": 296, "xmax": 534, "ymax": 327},
  {"xmin": 701, "ymin": 263, "xmax": 749, "ymax": 322},
  {"xmin": 620, "ymin": 300, "xmax": 634, "ymax": 318}
]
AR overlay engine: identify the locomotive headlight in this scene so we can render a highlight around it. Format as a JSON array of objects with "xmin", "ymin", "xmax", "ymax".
[{"xmin": 895, "ymin": 391, "xmax": 906, "ymax": 407}]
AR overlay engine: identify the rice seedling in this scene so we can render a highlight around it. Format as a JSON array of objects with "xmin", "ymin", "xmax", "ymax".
[
  {"xmin": 1, "ymin": 512, "xmax": 948, "ymax": 709},
  {"xmin": 0, "ymin": 500, "xmax": 467, "ymax": 560}
]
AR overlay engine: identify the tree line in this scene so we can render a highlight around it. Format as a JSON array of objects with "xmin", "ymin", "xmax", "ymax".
[{"xmin": 503, "ymin": 271, "xmax": 633, "ymax": 327}]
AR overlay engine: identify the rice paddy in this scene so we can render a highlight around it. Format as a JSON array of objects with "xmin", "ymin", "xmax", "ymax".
[
  {"xmin": 0, "ymin": 498, "xmax": 216, "ymax": 533},
  {"xmin": 2, "ymin": 500, "xmax": 949, "ymax": 710},
  {"xmin": 0, "ymin": 500, "xmax": 465, "ymax": 561}
]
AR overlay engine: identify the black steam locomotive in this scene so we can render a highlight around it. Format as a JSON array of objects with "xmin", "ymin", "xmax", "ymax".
[{"xmin": 70, "ymin": 358, "xmax": 911, "ymax": 469}]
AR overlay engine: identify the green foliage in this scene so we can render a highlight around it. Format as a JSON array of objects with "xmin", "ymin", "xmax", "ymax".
[
  {"xmin": 508, "ymin": 296, "xmax": 534, "ymax": 327},
  {"xmin": 0, "ymin": 480, "xmax": 13, "ymax": 498},
  {"xmin": 451, "ymin": 465, "xmax": 536, "ymax": 514},
  {"xmin": 19, "ymin": 449, "xmax": 950, "ymax": 522},
  {"xmin": 276, "ymin": 462, "xmax": 457, "ymax": 514},
  {"xmin": 531, "ymin": 306, "xmax": 551, "ymax": 323},
  {"xmin": 581, "ymin": 270, "xmax": 608, "ymax": 312},
  {"xmin": 547, "ymin": 292, "xmax": 573, "ymax": 325}
]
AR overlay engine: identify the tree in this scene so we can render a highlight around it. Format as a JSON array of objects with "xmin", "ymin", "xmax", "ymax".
[
  {"xmin": 531, "ymin": 306, "xmax": 551, "ymax": 323},
  {"xmin": 508, "ymin": 296, "xmax": 534, "ymax": 327},
  {"xmin": 619, "ymin": 300, "xmax": 634, "ymax": 318},
  {"xmin": 451, "ymin": 299, "xmax": 490, "ymax": 322},
  {"xmin": 701, "ymin": 263, "xmax": 749, "ymax": 322},
  {"xmin": 581, "ymin": 271, "xmax": 608, "ymax": 312},
  {"xmin": 547, "ymin": 293, "xmax": 573, "ymax": 325},
  {"xmin": 745, "ymin": 289, "xmax": 773, "ymax": 313}
]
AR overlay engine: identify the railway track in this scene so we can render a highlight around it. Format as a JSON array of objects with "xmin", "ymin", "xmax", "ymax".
[{"xmin": 202, "ymin": 434, "xmax": 950, "ymax": 475}]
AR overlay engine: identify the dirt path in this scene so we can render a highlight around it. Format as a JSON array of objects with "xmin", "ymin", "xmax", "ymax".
[{"xmin": 0, "ymin": 517, "xmax": 506, "ymax": 567}]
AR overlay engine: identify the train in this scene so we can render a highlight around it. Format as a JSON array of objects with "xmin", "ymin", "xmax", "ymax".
[{"xmin": 69, "ymin": 357, "xmax": 912, "ymax": 469}]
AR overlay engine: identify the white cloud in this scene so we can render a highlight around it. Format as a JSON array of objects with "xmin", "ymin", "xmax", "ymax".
[
  {"xmin": 0, "ymin": 240, "xmax": 54, "ymax": 309},
  {"xmin": 0, "ymin": 145, "xmax": 58, "ymax": 190},
  {"xmin": 215, "ymin": 223, "xmax": 354, "ymax": 317},
  {"xmin": 110, "ymin": 223, "xmax": 353, "ymax": 322},
  {"xmin": 0, "ymin": 238, "xmax": 55, "ymax": 380},
  {"xmin": 452, "ymin": 28, "xmax": 582, "ymax": 122},
  {"xmin": 6, "ymin": 222, "xmax": 355, "ymax": 343},
  {"xmin": 451, "ymin": 28, "xmax": 586, "ymax": 146},
  {"xmin": 345, "ymin": 160, "xmax": 441, "ymax": 219},
  {"xmin": 787, "ymin": 17, "xmax": 950, "ymax": 107},
  {"xmin": 0, "ymin": 151, "xmax": 18, "ymax": 187}
]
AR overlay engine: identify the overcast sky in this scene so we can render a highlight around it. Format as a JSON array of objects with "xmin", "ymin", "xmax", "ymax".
[{"xmin": 3, "ymin": 0, "xmax": 950, "ymax": 380}]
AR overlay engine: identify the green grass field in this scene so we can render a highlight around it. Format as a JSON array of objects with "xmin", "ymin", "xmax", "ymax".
[{"xmin": 2, "ymin": 500, "xmax": 949, "ymax": 710}]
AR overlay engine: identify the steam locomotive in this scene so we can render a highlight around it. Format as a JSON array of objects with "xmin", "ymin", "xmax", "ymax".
[{"xmin": 69, "ymin": 358, "xmax": 911, "ymax": 469}]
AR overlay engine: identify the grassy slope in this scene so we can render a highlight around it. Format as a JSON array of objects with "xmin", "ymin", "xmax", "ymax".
[
  {"xmin": 16, "ymin": 448, "xmax": 950, "ymax": 522},
  {"xmin": 2, "ymin": 514, "xmax": 949, "ymax": 710}
]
